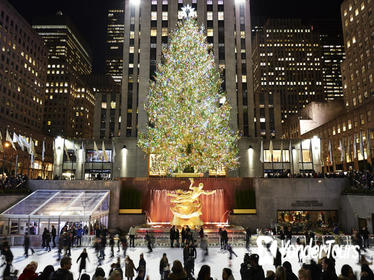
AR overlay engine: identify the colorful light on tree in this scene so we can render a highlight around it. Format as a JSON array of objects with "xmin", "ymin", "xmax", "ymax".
[{"xmin": 138, "ymin": 12, "xmax": 239, "ymax": 174}]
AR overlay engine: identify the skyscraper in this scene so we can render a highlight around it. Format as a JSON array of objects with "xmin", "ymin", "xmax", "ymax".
[
  {"xmin": 33, "ymin": 12, "xmax": 95, "ymax": 139},
  {"xmin": 252, "ymin": 19, "xmax": 324, "ymax": 138},
  {"xmin": 0, "ymin": 0, "xmax": 53, "ymax": 178},
  {"xmin": 105, "ymin": 7, "xmax": 124, "ymax": 84}
]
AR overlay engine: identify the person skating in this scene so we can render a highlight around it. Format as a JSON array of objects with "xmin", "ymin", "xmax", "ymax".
[
  {"xmin": 199, "ymin": 227, "xmax": 204, "ymax": 239},
  {"xmin": 200, "ymin": 235, "xmax": 209, "ymax": 262},
  {"xmin": 77, "ymin": 248, "xmax": 90, "ymax": 278},
  {"xmin": 226, "ymin": 243, "xmax": 237, "ymax": 260},
  {"xmin": 186, "ymin": 241, "xmax": 197, "ymax": 277},
  {"xmin": 168, "ymin": 260, "xmax": 187, "ymax": 280},
  {"xmin": 181, "ymin": 226, "xmax": 186, "ymax": 247},
  {"xmin": 51, "ymin": 225, "xmax": 56, "ymax": 248},
  {"xmin": 45, "ymin": 229, "xmax": 51, "ymax": 252},
  {"xmin": 49, "ymin": 256, "xmax": 74, "ymax": 280},
  {"xmin": 219, "ymin": 228, "xmax": 224, "ymax": 249},
  {"xmin": 361, "ymin": 227, "xmax": 370, "ymax": 249},
  {"xmin": 241, "ymin": 254, "xmax": 265, "ymax": 280},
  {"xmin": 320, "ymin": 257, "xmax": 338, "ymax": 280},
  {"xmin": 121, "ymin": 234, "xmax": 129, "ymax": 257},
  {"xmin": 160, "ymin": 253, "xmax": 170, "ymax": 280},
  {"xmin": 245, "ymin": 227, "xmax": 251, "ymax": 251},
  {"xmin": 145, "ymin": 231, "xmax": 153, "ymax": 253},
  {"xmin": 129, "ymin": 225, "xmax": 136, "ymax": 248},
  {"xmin": 137, "ymin": 253, "xmax": 146, "ymax": 280},
  {"xmin": 76, "ymin": 225, "xmax": 84, "ymax": 247},
  {"xmin": 170, "ymin": 226, "xmax": 176, "ymax": 248},
  {"xmin": 110, "ymin": 234, "xmax": 115, "ymax": 258},
  {"xmin": 109, "ymin": 257, "xmax": 124, "ymax": 279},
  {"xmin": 125, "ymin": 255, "xmax": 136, "ymax": 280},
  {"xmin": 24, "ymin": 232, "xmax": 35, "ymax": 257},
  {"xmin": 175, "ymin": 227, "xmax": 180, "ymax": 248},
  {"xmin": 222, "ymin": 228, "xmax": 228, "ymax": 250}
]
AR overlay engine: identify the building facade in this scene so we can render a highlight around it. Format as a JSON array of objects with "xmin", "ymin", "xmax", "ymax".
[
  {"xmin": 91, "ymin": 75, "xmax": 121, "ymax": 139},
  {"xmin": 282, "ymin": 0, "xmax": 374, "ymax": 172},
  {"xmin": 32, "ymin": 13, "xmax": 95, "ymax": 139},
  {"xmin": 0, "ymin": 0, "xmax": 53, "ymax": 178},
  {"xmin": 252, "ymin": 19, "xmax": 324, "ymax": 138},
  {"xmin": 105, "ymin": 7, "xmax": 124, "ymax": 84}
]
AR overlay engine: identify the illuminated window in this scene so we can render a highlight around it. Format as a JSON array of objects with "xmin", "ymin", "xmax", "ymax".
[
  {"xmin": 207, "ymin": 11, "xmax": 213, "ymax": 20},
  {"xmin": 162, "ymin": 12, "xmax": 168, "ymax": 20},
  {"xmin": 218, "ymin": 12, "xmax": 224, "ymax": 20},
  {"xmin": 162, "ymin": 28, "xmax": 168, "ymax": 36},
  {"xmin": 151, "ymin": 11, "xmax": 157, "ymax": 20},
  {"xmin": 207, "ymin": 29, "xmax": 213, "ymax": 36},
  {"xmin": 151, "ymin": 29, "xmax": 157, "ymax": 36}
]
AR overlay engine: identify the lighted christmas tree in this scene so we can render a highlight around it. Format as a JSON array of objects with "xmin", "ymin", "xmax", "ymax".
[{"xmin": 138, "ymin": 6, "xmax": 239, "ymax": 174}]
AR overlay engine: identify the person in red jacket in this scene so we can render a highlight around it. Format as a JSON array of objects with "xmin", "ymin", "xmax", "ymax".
[{"xmin": 18, "ymin": 261, "xmax": 38, "ymax": 280}]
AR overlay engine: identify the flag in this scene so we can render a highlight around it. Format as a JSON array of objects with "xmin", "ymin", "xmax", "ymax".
[
  {"xmin": 81, "ymin": 141, "xmax": 85, "ymax": 163},
  {"xmin": 30, "ymin": 139, "xmax": 35, "ymax": 156},
  {"xmin": 347, "ymin": 137, "xmax": 351, "ymax": 161},
  {"xmin": 16, "ymin": 134, "xmax": 24, "ymax": 151},
  {"xmin": 42, "ymin": 140, "xmax": 45, "ymax": 162},
  {"xmin": 289, "ymin": 141, "xmax": 292, "ymax": 164},
  {"xmin": 6, "ymin": 129, "xmax": 16, "ymax": 150},
  {"xmin": 53, "ymin": 140, "xmax": 57, "ymax": 162},
  {"xmin": 64, "ymin": 143, "xmax": 70, "ymax": 161},
  {"xmin": 112, "ymin": 141, "xmax": 116, "ymax": 162},
  {"xmin": 280, "ymin": 141, "xmax": 284, "ymax": 163},
  {"xmin": 260, "ymin": 139, "xmax": 264, "ymax": 163},
  {"xmin": 12, "ymin": 133, "xmax": 20, "ymax": 150},
  {"xmin": 0, "ymin": 131, "xmax": 3, "ymax": 153},
  {"xmin": 328, "ymin": 140, "xmax": 333, "ymax": 165},
  {"xmin": 20, "ymin": 135, "xmax": 30, "ymax": 152},
  {"xmin": 353, "ymin": 134, "xmax": 357, "ymax": 159},
  {"xmin": 367, "ymin": 130, "xmax": 372, "ymax": 160},
  {"xmin": 299, "ymin": 141, "xmax": 303, "ymax": 163},
  {"xmin": 360, "ymin": 131, "xmax": 365, "ymax": 159},
  {"xmin": 93, "ymin": 141, "xmax": 99, "ymax": 153},
  {"xmin": 339, "ymin": 139, "xmax": 344, "ymax": 162},
  {"xmin": 102, "ymin": 141, "xmax": 108, "ymax": 162},
  {"xmin": 269, "ymin": 140, "xmax": 273, "ymax": 157}
]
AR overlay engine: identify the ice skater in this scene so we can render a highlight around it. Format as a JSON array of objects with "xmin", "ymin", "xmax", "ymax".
[
  {"xmin": 76, "ymin": 248, "xmax": 89, "ymax": 279},
  {"xmin": 200, "ymin": 235, "xmax": 209, "ymax": 262},
  {"xmin": 227, "ymin": 243, "xmax": 238, "ymax": 260},
  {"xmin": 23, "ymin": 232, "xmax": 35, "ymax": 257}
]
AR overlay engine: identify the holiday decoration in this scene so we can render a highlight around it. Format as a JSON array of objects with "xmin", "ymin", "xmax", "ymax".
[{"xmin": 138, "ymin": 10, "xmax": 239, "ymax": 174}]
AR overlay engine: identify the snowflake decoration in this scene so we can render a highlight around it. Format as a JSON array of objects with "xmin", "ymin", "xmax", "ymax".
[{"xmin": 181, "ymin": 5, "xmax": 197, "ymax": 19}]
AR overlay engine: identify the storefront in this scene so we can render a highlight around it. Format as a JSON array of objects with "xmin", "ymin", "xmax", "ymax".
[{"xmin": 277, "ymin": 210, "xmax": 338, "ymax": 233}]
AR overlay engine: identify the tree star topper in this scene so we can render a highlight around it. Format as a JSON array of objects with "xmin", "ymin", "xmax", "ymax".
[{"xmin": 181, "ymin": 5, "xmax": 197, "ymax": 19}]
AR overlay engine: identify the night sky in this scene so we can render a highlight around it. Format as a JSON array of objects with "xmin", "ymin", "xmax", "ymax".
[{"xmin": 8, "ymin": 0, "xmax": 344, "ymax": 74}]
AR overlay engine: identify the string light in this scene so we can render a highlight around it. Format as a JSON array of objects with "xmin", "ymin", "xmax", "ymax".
[{"xmin": 138, "ymin": 16, "xmax": 240, "ymax": 174}]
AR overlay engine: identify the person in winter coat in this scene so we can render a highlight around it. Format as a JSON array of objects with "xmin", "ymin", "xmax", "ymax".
[
  {"xmin": 136, "ymin": 253, "xmax": 146, "ymax": 280},
  {"xmin": 49, "ymin": 256, "xmax": 74, "ymax": 280},
  {"xmin": 167, "ymin": 260, "xmax": 187, "ymax": 280},
  {"xmin": 18, "ymin": 261, "xmax": 38, "ymax": 280},
  {"xmin": 244, "ymin": 254, "xmax": 265, "ymax": 280},
  {"xmin": 125, "ymin": 255, "xmax": 136, "ymax": 280},
  {"xmin": 197, "ymin": 265, "xmax": 213, "ymax": 280},
  {"xmin": 222, "ymin": 268, "xmax": 234, "ymax": 280},
  {"xmin": 320, "ymin": 257, "xmax": 338, "ymax": 280},
  {"xmin": 361, "ymin": 264, "xmax": 374, "ymax": 280},
  {"xmin": 77, "ymin": 248, "xmax": 90, "ymax": 278},
  {"xmin": 36, "ymin": 265, "xmax": 54, "ymax": 280},
  {"xmin": 338, "ymin": 264, "xmax": 356, "ymax": 280},
  {"xmin": 160, "ymin": 253, "xmax": 170, "ymax": 280},
  {"xmin": 282, "ymin": 261, "xmax": 298, "ymax": 280}
]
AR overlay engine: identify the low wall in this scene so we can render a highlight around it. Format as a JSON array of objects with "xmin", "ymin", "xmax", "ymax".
[{"xmin": 340, "ymin": 195, "xmax": 374, "ymax": 233}]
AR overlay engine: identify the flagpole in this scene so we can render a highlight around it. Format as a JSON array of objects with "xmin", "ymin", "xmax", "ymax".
[
  {"xmin": 62, "ymin": 138, "xmax": 65, "ymax": 179},
  {"xmin": 300, "ymin": 140, "xmax": 304, "ymax": 174}
]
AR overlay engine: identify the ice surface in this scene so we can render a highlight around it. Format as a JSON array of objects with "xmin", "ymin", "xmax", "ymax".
[{"xmin": 2, "ymin": 245, "xmax": 372, "ymax": 279}]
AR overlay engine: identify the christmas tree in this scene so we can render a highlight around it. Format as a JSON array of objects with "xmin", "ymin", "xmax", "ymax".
[{"xmin": 138, "ymin": 6, "xmax": 239, "ymax": 174}]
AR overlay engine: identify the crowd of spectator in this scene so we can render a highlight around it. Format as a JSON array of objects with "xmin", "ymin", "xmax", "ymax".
[{"xmin": 0, "ymin": 173, "xmax": 28, "ymax": 190}]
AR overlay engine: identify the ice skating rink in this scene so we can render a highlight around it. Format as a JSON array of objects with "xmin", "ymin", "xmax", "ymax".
[{"xmin": 2, "ymin": 246, "xmax": 372, "ymax": 279}]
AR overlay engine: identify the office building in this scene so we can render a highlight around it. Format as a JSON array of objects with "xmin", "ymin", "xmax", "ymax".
[{"xmin": 33, "ymin": 12, "xmax": 95, "ymax": 139}]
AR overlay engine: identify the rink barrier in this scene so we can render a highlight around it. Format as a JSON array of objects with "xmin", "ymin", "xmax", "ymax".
[{"xmin": 2, "ymin": 233, "xmax": 355, "ymax": 248}]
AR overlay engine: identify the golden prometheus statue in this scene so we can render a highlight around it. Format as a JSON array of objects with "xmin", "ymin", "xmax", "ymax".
[{"xmin": 168, "ymin": 178, "xmax": 216, "ymax": 227}]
